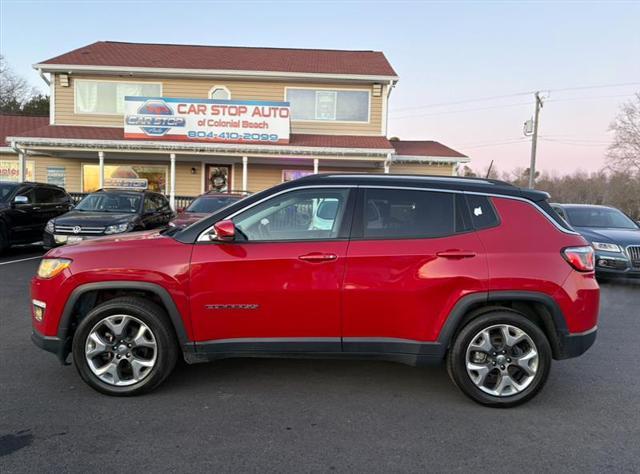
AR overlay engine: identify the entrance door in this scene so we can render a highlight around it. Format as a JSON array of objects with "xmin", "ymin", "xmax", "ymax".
[
  {"xmin": 189, "ymin": 187, "xmax": 354, "ymax": 352},
  {"xmin": 205, "ymin": 165, "xmax": 231, "ymax": 192}
]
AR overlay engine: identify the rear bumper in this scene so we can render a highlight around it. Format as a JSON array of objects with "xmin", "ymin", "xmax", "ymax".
[{"xmin": 555, "ymin": 326, "xmax": 597, "ymax": 360}]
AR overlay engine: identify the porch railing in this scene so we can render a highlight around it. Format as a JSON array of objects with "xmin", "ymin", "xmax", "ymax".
[{"xmin": 69, "ymin": 193, "xmax": 196, "ymax": 210}]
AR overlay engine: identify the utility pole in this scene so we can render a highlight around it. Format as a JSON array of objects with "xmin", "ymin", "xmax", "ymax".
[{"xmin": 528, "ymin": 91, "xmax": 544, "ymax": 189}]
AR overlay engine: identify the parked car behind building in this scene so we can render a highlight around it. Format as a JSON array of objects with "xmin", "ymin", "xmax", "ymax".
[
  {"xmin": 0, "ymin": 181, "xmax": 73, "ymax": 253},
  {"xmin": 552, "ymin": 203, "xmax": 640, "ymax": 279},
  {"xmin": 43, "ymin": 188, "xmax": 174, "ymax": 248}
]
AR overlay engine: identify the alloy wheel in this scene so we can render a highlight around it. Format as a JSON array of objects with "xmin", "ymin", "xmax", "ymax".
[
  {"xmin": 84, "ymin": 314, "xmax": 158, "ymax": 386},
  {"xmin": 465, "ymin": 324, "xmax": 539, "ymax": 397}
]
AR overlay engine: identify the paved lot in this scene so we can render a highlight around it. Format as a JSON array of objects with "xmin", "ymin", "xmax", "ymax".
[{"xmin": 1, "ymin": 245, "xmax": 639, "ymax": 473}]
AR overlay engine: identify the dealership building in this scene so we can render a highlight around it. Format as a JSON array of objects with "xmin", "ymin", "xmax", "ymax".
[{"xmin": 1, "ymin": 41, "xmax": 469, "ymax": 206}]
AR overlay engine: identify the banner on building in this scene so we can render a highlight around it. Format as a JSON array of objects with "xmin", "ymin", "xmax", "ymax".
[
  {"xmin": 124, "ymin": 97, "xmax": 290, "ymax": 144},
  {"xmin": 0, "ymin": 160, "xmax": 35, "ymax": 182}
]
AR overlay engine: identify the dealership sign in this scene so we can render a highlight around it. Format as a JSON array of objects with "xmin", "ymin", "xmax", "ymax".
[{"xmin": 124, "ymin": 97, "xmax": 290, "ymax": 144}]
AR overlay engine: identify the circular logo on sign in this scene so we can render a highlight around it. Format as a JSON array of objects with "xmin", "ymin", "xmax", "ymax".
[
  {"xmin": 137, "ymin": 100, "xmax": 174, "ymax": 137},
  {"xmin": 72, "ymin": 226, "xmax": 82, "ymax": 234}
]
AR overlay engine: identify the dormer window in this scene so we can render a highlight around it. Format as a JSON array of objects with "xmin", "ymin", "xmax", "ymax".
[{"xmin": 209, "ymin": 86, "xmax": 231, "ymax": 100}]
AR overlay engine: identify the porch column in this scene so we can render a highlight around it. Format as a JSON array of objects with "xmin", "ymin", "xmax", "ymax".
[
  {"xmin": 169, "ymin": 153, "xmax": 176, "ymax": 210},
  {"xmin": 313, "ymin": 158, "xmax": 319, "ymax": 174},
  {"xmin": 18, "ymin": 150, "xmax": 26, "ymax": 182},
  {"xmin": 98, "ymin": 151, "xmax": 105, "ymax": 188},
  {"xmin": 384, "ymin": 153, "xmax": 392, "ymax": 174},
  {"xmin": 242, "ymin": 156, "xmax": 248, "ymax": 192}
]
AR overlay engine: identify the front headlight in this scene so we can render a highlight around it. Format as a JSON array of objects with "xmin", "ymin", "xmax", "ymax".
[
  {"xmin": 592, "ymin": 242, "xmax": 622, "ymax": 253},
  {"xmin": 37, "ymin": 258, "xmax": 72, "ymax": 279},
  {"xmin": 45, "ymin": 220, "xmax": 55, "ymax": 233},
  {"xmin": 104, "ymin": 222, "xmax": 131, "ymax": 234}
]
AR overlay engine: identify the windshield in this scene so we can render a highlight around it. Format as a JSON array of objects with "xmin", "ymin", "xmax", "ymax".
[
  {"xmin": 565, "ymin": 207, "xmax": 638, "ymax": 229},
  {"xmin": 186, "ymin": 196, "xmax": 238, "ymax": 213},
  {"xmin": 0, "ymin": 183, "xmax": 18, "ymax": 202},
  {"xmin": 75, "ymin": 193, "xmax": 142, "ymax": 213}
]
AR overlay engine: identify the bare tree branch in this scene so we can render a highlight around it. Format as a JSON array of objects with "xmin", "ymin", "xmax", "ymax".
[{"xmin": 607, "ymin": 93, "xmax": 640, "ymax": 175}]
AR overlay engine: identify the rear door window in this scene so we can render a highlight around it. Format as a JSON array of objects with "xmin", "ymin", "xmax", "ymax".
[{"xmin": 361, "ymin": 188, "xmax": 456, "ymax": 239}]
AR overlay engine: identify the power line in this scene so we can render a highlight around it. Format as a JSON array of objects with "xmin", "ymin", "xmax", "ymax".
[
  {"xmin": 390, "ymin": 101, "xmax": 532, "ymax": 119},
  {"xmin": 390, "ymin": 91, "xmax": 532, "ymax": 113},
  {"xmin": 389, "ymin": 82, "xmax": 640, "ymax": 115}
]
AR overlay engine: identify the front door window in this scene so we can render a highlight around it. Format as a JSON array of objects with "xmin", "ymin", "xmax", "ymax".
[{"xmin": 232, "ymin": 188, "xmax": 350, "ymax": 241}]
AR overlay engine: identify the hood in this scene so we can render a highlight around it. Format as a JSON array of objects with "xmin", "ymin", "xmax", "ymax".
[
  {"xmin": 46, "ymin": 229, "xmax": 165, "ymax": 255},
  {"xmin": 575, "ymin": 226, "xmax": 640, "ymax": 247},
  {"xmin": 170, "ymin": 211, "xmax": 208, "ymax": 228},
  {"xmin": 52, "ymin": 210, "xmax": 138, "ymax": 227}
]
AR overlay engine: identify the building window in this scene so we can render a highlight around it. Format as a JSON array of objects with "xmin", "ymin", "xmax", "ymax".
[
  {"xmin": 209, "ymin": 86, "xmax": 231, "ymax": 100},
  {"xmin": 286, "ymin": 88, "xmax": 370, "ymax": 122},
  {"xmin": 82, "ymin": 164, "xmax": 167, "ymax": 193},
  {"xmin": 0, "ymin": 160, "xmax": 35, "ymax": 182},
  {"xmin": 282, "ymin": 170, "xmax": 314, "ymax": 182},
  {"xmin": 75, "ymin": 80, "xmax": 162, "ymax": 115}
]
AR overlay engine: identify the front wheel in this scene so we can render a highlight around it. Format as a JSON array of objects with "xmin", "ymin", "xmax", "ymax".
[
  {"xmin": 72, "ymin": 297, "xmax": 178, "ymax": 396},
  {"xmin": 447, "ymin": 311, "xmax": 552, "ymax": 408}
]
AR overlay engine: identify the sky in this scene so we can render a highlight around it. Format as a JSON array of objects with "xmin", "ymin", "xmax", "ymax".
[{"xmin": 1, "ymin": 0, "xmax": 639, "ymax": 176}]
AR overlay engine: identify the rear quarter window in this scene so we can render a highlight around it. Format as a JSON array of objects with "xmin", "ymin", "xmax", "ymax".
[{"xmin": 465, "ymin": 194, "xmax": 500, "ymax": 230}]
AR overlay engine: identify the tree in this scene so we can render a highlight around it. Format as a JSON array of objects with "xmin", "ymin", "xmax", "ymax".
[
  {"xmin": 0, "ymin": 55, "xmax": 49, "ymax": 116},
  {"xmin": 607, "ymin": 93, "xmax": 640, "ymax": 176}
]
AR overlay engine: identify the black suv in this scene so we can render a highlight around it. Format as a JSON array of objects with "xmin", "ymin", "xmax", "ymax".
[
  {"xmin": 43, "ymin": 189, "xmax": 174, "ymax": 248},
  {"xmin": 0, "ymin": 182, "xmax": 73, "ymax": 253}
]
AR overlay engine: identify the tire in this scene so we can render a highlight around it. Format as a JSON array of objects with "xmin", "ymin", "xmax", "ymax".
[
  {"xmin": 446, "ymin": 310, "xmax": 552, "ymax": 408},
  {"xmin": 72, "ymin": 296, "xmax": 178, "ymax": 396},
  {"xmin": 0, "ymin": 223, "xmax": 9, "ymax": 254}
]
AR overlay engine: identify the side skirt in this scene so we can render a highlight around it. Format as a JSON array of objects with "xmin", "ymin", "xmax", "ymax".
[{"xmin": 182, "ymin": 338, "xmax": 446, "ymax": 367}]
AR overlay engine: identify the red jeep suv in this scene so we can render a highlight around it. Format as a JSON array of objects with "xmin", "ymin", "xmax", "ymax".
[{"xmin": 31, "ymin": 174, "xmax": 599, "ymax": 407}]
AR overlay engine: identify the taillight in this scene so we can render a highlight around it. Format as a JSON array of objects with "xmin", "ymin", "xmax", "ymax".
[{"xmin": 562, "ymin": 246, "xmax": 595, "ymax": 272}]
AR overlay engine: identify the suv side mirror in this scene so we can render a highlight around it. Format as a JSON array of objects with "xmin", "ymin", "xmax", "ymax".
[
  {"xmin": 13, "ymin": 195, "xmax": 29, "ymax": 207},
  {"xmin": 213, "ymin": 220, "xmax": 235, "ymax": 241}
]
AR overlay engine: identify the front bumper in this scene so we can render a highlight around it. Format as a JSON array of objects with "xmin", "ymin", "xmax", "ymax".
[
  {"xmin": 594, "ymin": 252, "xmax": 640, "ymax": 278},
  {"xmin": 31, "ymin": 330, "xmax": 69, "ymax": 364},
  {"xmin": 556, "ymin": 327, "xmax": 597, "ymax": 360}
]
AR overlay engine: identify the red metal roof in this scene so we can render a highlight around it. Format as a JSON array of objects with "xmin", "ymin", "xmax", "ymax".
[
  {"xmin": 6, "ymin": 124, "xmax": 394, "ymax": 150},
  {"xmin": 0, "ymin": 115, "xmax": 49, "ymax": 148},
  {"xmin": 391, "ymin": 140, "xmax": 467, "ymax": 158},
  {"xmin": 37, "ymin": 41, "xmax": 398, "ymax": 77}
]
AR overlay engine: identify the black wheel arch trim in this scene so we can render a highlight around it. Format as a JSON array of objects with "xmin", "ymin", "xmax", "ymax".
[
  {"xmin": 56, "ymin": 281, "xmax": 190, "ymax": 360},
  {"xmin": 438, "ymin": 290, "xmax": 576, "ymax": 359}
]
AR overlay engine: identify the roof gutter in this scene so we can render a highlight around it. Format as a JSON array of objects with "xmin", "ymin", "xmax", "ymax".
[
  {"xmin": 392, "ymin": 154, "xmax": 471, "ymax": 164},
  {"xmin": 32, "ymin": 63, "xmax": 399, "ymax": 83},
  {"xmin": 36, "ymin": 68, "xmax": 50, "ymax": 86},
  {"xmin": 6, "ymin": 135, "xmax": 394, "ymax": 158}
]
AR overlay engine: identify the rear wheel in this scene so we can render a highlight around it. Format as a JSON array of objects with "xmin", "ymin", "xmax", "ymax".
[
  {"xmin": 72, "ymin": 297, "xmax": 178, "ymax": 396},
  {"xmin": 447, "ymin": 311, "xmax": 552, "ymax": 407}
]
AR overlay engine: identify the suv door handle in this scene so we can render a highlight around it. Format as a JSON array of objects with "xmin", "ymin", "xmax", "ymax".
[
  {"xmin": 436, "ymin": 250, "xmax": 477, "ymax": 259},
  {"xmin": 298, "ymin": 252, "xmax": 338, "ymax": 262}
]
